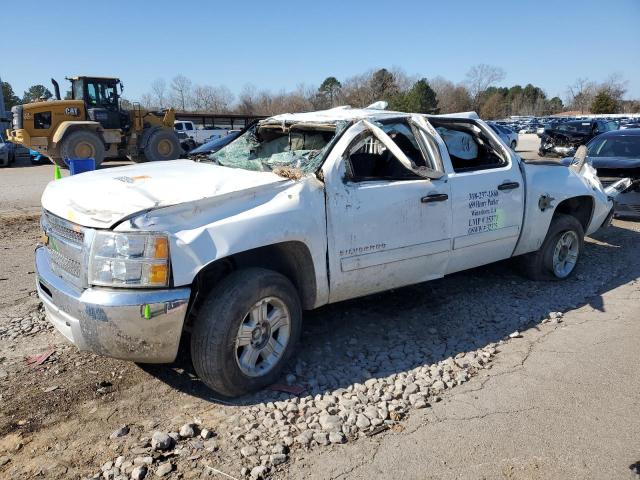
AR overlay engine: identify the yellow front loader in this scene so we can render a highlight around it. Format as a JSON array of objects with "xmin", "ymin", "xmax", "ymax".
[{"xmin": 6, "ymin": 76, "xmax": 182, "ymax": 167}]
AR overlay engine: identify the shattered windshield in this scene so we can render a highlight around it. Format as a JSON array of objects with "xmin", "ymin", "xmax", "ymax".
[{"xmin": 203, "ymin": 122, "xmax": 340, "ymax": 175}]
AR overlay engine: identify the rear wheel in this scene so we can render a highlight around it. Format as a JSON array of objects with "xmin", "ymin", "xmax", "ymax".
[
  {"xmin": 191, "ymin": 268, "xmax": 302, "ymax": 398},
  {"xmin": 142, "ymin": 129, "xmax": 181, "ymax": 162},
  {"xmin": 59, "ymin": 130, "xmax": 105, "ymax": 168},
  {"xmin": 519, "ymin": 214, "xmax": 584, "ymax": 281}
]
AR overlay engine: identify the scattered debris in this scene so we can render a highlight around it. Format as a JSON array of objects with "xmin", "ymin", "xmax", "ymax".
[
  {"xmin": 26, "ymin": 348, "xmax": 55, "ymax": 366},
  {"xmin": 110, "ymin": 425, "xmax": 130, "ymax": 439},
  {"xmin": 267, "ymin": 383, "xmax": 306, "ymax": 395}
]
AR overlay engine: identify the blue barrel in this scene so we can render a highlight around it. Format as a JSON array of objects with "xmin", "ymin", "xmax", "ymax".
[{"xmin": 65, "ymin": 158, "xmax": 96, "ymax": 175}]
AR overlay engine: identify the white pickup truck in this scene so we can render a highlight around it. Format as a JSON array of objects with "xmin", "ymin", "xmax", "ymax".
[
  {"xmin": 174, "ymin": 120, "xmax": 225, "ymax": 147},
  {"xmin": 36, "ymin": 106, "xmax": 626, "ymax": 397}
]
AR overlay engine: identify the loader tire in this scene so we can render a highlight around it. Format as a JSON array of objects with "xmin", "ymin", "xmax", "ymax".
[
  {"xmin": 518, "ymin": 213, "xmax": 584, "ymax": 281},
  {"xmin": 59, "ymin": 130, "xmax": 105, "ymax": 168},
  {"xmin": 142, "ymin": 130, "xmax": 181, "ymax": 162}
]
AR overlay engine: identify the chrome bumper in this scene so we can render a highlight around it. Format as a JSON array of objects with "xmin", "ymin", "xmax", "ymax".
[{"xmin": 35, "ymin": 246, "xmax": 191, "ymax": 363}]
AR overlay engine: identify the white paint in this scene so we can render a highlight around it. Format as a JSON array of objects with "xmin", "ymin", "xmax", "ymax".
[
  {"xmin": 39, "ymin": 106, "xmax": 619, "ymax": 311},
  {"xmin": 41, "ymin": 160, "xmax": 286, "ymax": 228}
]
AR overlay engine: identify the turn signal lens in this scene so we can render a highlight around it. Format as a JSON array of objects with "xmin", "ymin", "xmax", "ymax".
[
  {"xmin": 153, "ymin": 237, "xmax": 169, "ymax": 259},
  {"xmin": 148, "ymin": 264, "xmax": 168, "ymax": 285}
]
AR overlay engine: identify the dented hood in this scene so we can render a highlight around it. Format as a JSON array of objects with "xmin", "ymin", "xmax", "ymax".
[{"xmin": 41, "ymin": 160, "xmax": 286, "ymax": 228}]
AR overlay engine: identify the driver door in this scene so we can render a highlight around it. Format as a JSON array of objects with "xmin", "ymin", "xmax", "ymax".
[{"xmin": 322, "ymin": 118, "xmax": 452, "ymax": 303}]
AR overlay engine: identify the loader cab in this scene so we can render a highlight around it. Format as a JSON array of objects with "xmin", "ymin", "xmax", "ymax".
[{"xmin": 69, "ymin": 76, "xmax": 127, "ymax": 130}]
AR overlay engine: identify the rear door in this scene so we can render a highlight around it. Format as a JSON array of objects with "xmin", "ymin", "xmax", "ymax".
[
  {"xmin": 432, "ymin": 118, "xmax": 524, "ymax": 274},
  {"xmin": 322, "ymin": 117, "xmax": 452, "ymax": 302}
]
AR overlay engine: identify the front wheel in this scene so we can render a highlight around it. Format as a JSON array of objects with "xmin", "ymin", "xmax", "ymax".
[
  {"xmin": 191, "ymin": 268, "xmax": 302, "ymax": 398},
  {"xmin": 58, "ymin": 130, "xmax": 105, "ymax": 168},
  {"xmin": 519, "ymin": 214, "xmax": 584, "ymax": 281},
  {"xmin": 142, "ymin": 129, "xmax": 181, "ymax": 162}
]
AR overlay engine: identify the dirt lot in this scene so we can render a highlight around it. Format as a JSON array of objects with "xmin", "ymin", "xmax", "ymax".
[{"xmin": 1, "ymin": 136, "xmax": 639, "ymax": 480}]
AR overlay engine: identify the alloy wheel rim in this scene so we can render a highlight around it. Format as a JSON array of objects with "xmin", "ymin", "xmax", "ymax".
[
  {"xmin": 552, "ymin": 230, "xmax": 579, "ymax": 278},
  {"xmin": 234, "ymin": 297, "xmax": 290, "ymax": 377}
]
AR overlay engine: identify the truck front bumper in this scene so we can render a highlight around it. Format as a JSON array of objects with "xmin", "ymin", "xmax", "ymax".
[{"xmin": 35, "ymin": 246, "xmax": 191, "ymax": 363}]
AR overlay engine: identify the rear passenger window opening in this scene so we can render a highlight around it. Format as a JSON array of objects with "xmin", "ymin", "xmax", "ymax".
[{"xmin": 429, "ymin": 118, "xmax": 508, "ymax": 173}]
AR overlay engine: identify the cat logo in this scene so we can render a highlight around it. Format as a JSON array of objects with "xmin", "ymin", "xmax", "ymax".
[{"xmin": 64, "ymin": 107, "xmax": 80, "ymax": 116}]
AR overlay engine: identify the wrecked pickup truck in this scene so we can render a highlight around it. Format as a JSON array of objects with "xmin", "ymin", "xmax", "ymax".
[{"xmin": 36, "ymin": 106, "xmax": 626, "ymax": 397}]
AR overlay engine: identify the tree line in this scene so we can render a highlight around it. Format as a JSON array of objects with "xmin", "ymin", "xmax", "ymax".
[{"xmin": 3, "ymin": 65, "xmax": 638, "ymax": 118}]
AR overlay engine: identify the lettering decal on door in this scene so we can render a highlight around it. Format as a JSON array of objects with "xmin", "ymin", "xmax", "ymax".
[
  {"xmin": 467, "ymin": 190, "xmax": 505, "ymax": 234},
  {"xmin": 340, "ymin": 243, "xmax": 387, "ymax": 257}
]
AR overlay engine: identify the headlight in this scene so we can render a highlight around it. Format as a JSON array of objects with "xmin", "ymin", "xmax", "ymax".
[{"xmin": 88, "ymin": 231, "xmax": 170, "ymax": 288}]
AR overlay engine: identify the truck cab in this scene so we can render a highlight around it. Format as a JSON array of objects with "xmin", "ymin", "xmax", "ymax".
[
  {"xmin": 68, "ymin": 76, "xmax": 128, "ymax": 130},
  {"xmin": 35, "ymin": 106, "xmax": 621, "ymax": 398}
]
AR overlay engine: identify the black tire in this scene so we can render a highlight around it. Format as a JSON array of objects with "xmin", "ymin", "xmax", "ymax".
[
  {"xmin": 58, "ymin": 130, "xmax": 105, "ymax": 168},
  {"xmin": 518, "ymin": 213, "xmax": 584, "ymax": 281},
  {"xmin": 191, "ymin": 268, "xmax": 302, "ymax": 398},
  {"xmin": 142, "ymin": 129, "xmax": 181, "ymax": 162}
]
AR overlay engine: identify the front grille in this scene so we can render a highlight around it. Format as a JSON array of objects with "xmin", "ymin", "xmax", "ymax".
[
  {"xmin": 44, "ymin": 211, "xmax": 85, "ymax": 244},
  {"xmin": 42, "ymin": 211, "xmax": 87, "ymax": 287}
]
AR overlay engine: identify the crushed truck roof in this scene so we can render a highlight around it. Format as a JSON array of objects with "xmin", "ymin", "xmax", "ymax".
[{"xmin": 263, "ymin": 106, "xmax": 480, "ymax": 125}]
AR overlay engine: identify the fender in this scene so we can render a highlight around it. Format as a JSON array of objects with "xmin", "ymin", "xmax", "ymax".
[{"xmin": 52, "ymin": 121, "xmax": 102, "ymax": 145}]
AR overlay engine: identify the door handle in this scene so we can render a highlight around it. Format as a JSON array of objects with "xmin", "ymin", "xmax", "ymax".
[
  {"xmin": 421, "ymin": 193, "xmax": 449, "ymax": 203},
  {"xmin": 498, "ymin": 181, "xmax": 520, "ymax": 191}
]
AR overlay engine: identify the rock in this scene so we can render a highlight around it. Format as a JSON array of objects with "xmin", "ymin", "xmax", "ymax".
[
  {"xmin": 241, "ymin": 446, "xmax": 257, "ymax": 458},
  {"xmin": 110, "ymin": 426, "xmax": 130, "ymax": 439},
  {"xmin": 179, "ymin": 423, "xmax": 196, "ymax": 438},
  {"xmin": 102, "ymin": 461, "xmax": 114, "ymax": 472},
  {"xmin": 294, "ymin": 430, "xmax": 314, "ymax": 446},
  {"xmin": 269, "ymin": 453, "xmax": 287, "ymax": 466},
  {"xmin": 151, "ymin": 432, "xmax": 173, "ymax": 451},
  {"xmin": 404, "ymin": 383, "xmax": 419, "ymax": 395},
  {"xmin": 329, "ymin": 431, "xmax": 346, "ymax": 444},
  {"xmin": 200, "ymin": 428, "xmax": 214, "ymax": 439},
  {"xmin": 130, "ymin": 466, "xmax": 147, "ymax": 480},
  {"xmin": 114, "ymin": 456, "xmax": 125, "ymax": 468},
  {"xmin": 509, "ymin": 331, "xmax": 522, "ymax": 339},
  {"xmin": 0, "ymin": 456, "xmax": 9, "ymax": 466},
  {"xmin": 250, "ymin": 465, "xmax": 267, "ymax": 479},
  {"xmin": 355, "ymin": 414, "xmax": 371, "ymax": 429},
  {"xmin": 133, "ymin": 457, "xmax": 153, "ymax": 466},
  {"xmin": 285, "ymin": 373, "xmax": 297, "ymax": 384},
  {"xmin": 154, "ymin": 462, "xmax": 172, "ymax": 477},
  {"xmin": 318, "ymin": 414, "xmax": 342, "ymax": 432},
  {"xmin": 313, "ymin": 432, "xmax": 329, "ymax": 446},
  {"xmin": 271, "ymin": 444, "xmax": 287, "ymax": 455}
]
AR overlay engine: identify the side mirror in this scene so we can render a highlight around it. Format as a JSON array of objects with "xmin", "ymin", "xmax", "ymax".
[{"xmin": 570, "ymin": 145, "xmax": 588, "ymax": 173}]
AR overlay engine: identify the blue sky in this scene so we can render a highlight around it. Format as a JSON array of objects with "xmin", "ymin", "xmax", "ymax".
[{"xmin": 2, "ymin": 0, "xmax": 639, "ymax": 102}]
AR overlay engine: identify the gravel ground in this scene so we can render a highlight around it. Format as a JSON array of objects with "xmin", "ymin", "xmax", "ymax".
[{"xmin": 0, "ymin": 135, "xmax": 638, "ymax": 480}]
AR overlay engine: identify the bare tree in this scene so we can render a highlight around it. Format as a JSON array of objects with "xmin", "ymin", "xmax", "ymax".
[
  {"xmin": 430, "ymin": 76, "xmax": 472, "ymax": 113},
  {"xmin": 465, "ymin": 64, "xmax": 506, "ymax": 108},
  {"xmin": 191, "ymin": 85, "xmax": 235, "ymax": 113},
  {"xmin": 140, "ymin": 93, "xmax": 156, "ymax": 110},
  {"xmin": 150, "ymin": 78, "xmax": 167, "ymax": 109},
  {"xmin": 170, "ymin": 75, "xmax": 193, "ymax": 111},
  {"xmin": 566, "ymin": 78, "xmax": 596, "ymax": 114},
  {"xmin": 237, "ymin": 84, "xmax": 258, "ymax": 114}
]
